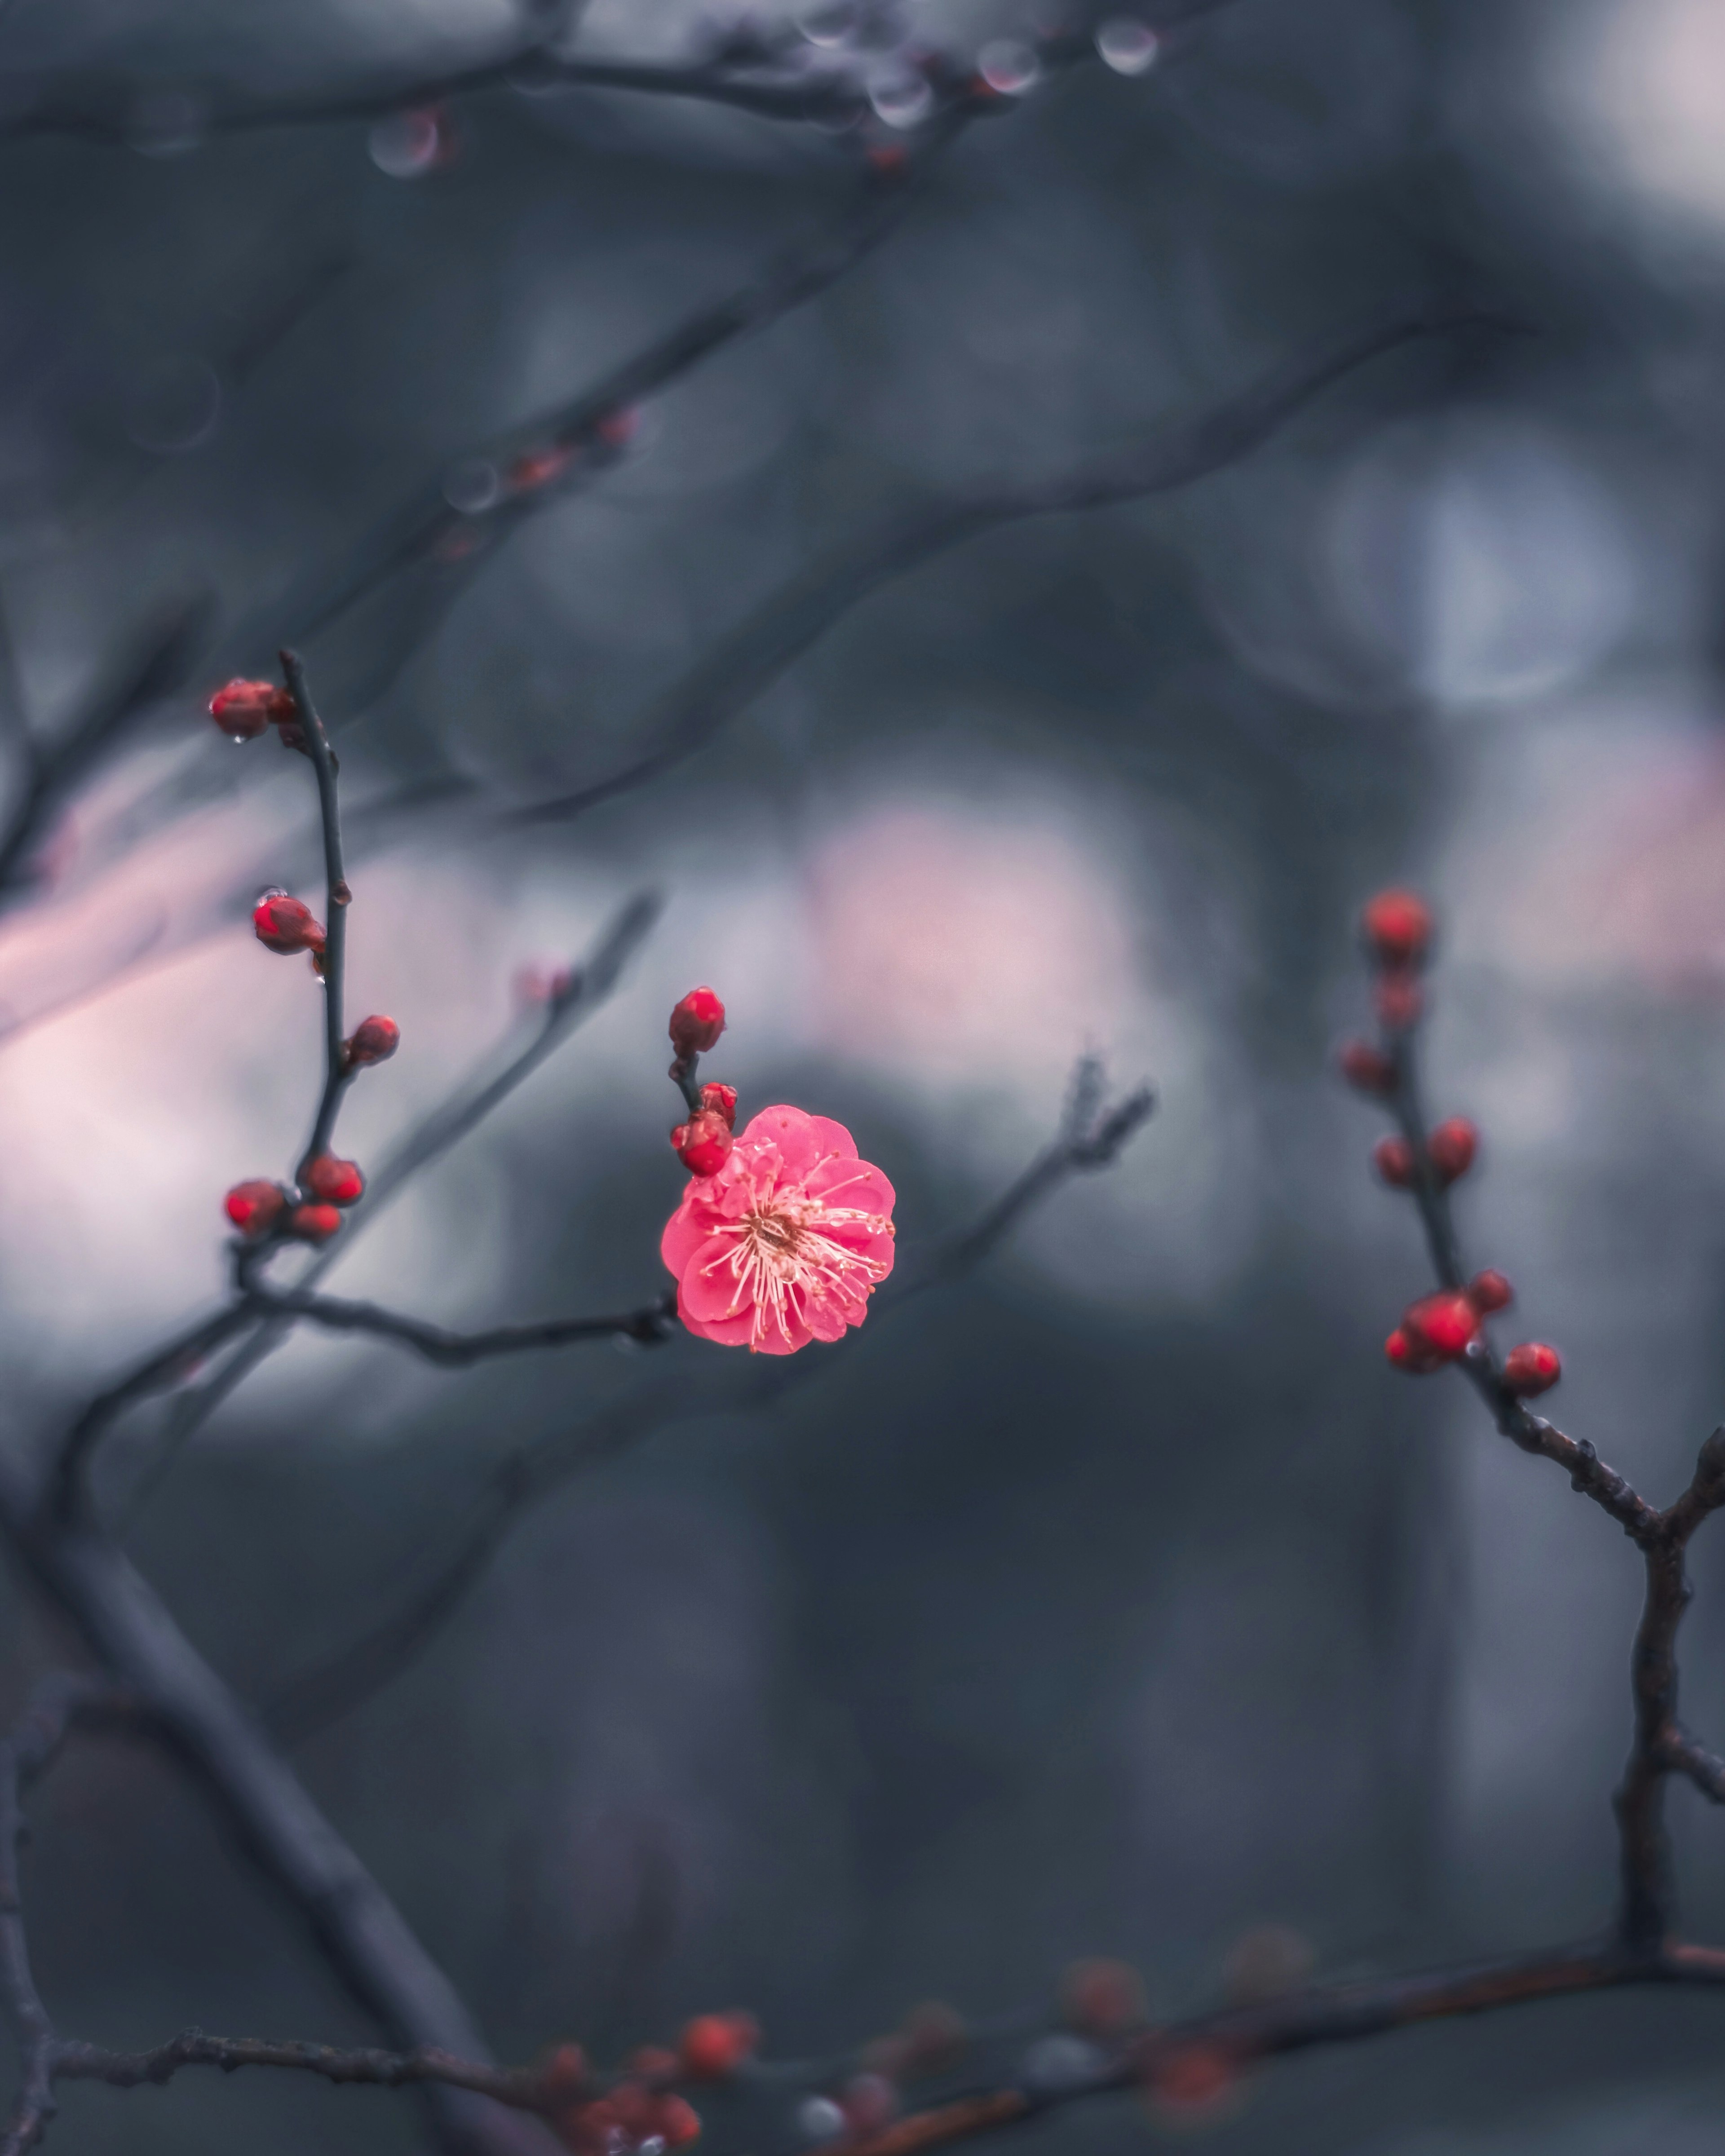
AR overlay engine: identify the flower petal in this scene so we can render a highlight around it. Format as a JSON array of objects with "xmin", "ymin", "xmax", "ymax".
[
  {"xmin": 807, "ymin": 1156, "xmax": 895, "ymax": 1216},
  {"xmin": 678, "ymin": 1231, "xmax": 752, "ymax": 1326}
]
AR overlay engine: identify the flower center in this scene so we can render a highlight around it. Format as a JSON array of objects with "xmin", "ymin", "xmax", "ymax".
[{"xmin": 702, "ymin": 1192, "xmax": 893, "ymax": 1351}]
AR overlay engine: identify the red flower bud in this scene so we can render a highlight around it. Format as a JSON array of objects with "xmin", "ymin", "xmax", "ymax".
[
  {"xmin": 303, "ymin": 1154, "xmax": 365, "ymax": 1206},
  {"xmin": 1427, "ymin": 1116, "xmax": 1477, "ymax": 1186},
  {"xmin": 1385, "ymin": 1325, "xmax": 1447, "ymax": 1374},
  {"xmin": 1373, "ymin": 1135, "xmax": 1416, "ymax": 1188},
  {"xmin": 1468, "ymin": 1268, "xmax": 1514, "ymax": 1313},
  {"xmin": 224, "ymin": 1179, "xmax": 286, "ymax": 1237},
  {"xmin": 1373, "ymin": 969, "xmax": 1423, "ymax": 1030},
  {"xmin": 1146, "ymin": 2043, "xmax": 1236, "ymax": 2116},
  {"xmin": 656, "ymin": 2097, "xmax": 702, "ymax": 2150},
  {"xmin": 1338, "ymin": 1040, "xmax": 1397, "ymax": 1096},
  {"xmin": 1403, "ymin": 1290, "xmax": 1480, "ymax": 1358},
  {"xmin": 345, "ymin": 1015, "xmax": 401, "ymax": 1068},
  {"xmin": 596, "ymin": 406, "xmax": 639, "ymax": 448},
  {"xmin": 1361, "ymin": 888, "xmax": 1433, "ymax": 967},
  {"xmin": 840, "ymin": 2074, "xmax": 898, "ymax": 2134},
  {"xmin": 287, "ymin": 1202, "xmax": 343, "ymax": 1243},
  {"xmin": 700, "ymin": 1082, "xmax": 738, "ymax": 1129},
  {"xmin": 540, "ymin": 2045, "xmax": 589, "ymax": 2099},
  {"xmin": 209, "ymin": 678, "xmax": 292, "ymax": 740},
  {"xmin": 669, "ymin": 987, "xmax": 725, "ymax": 1059},
  {"xmin": 672, "ymin": 1110, "xmax": 734, "ymax": 1178},
  {"xmin": 678, "ymin": 2011, "xmax": 759, "ymax": 2081},
  {"xmin": 1503, "ymin": 1341, "xmax": 1561, "ymax": 1396},
  {"xmin": 1061, "ymin": 1958, "xmax": 1147, "ymax": 2036},
  {"xmin": 252, "ymin": 892, "xmax": 325, "ymax": 956}
]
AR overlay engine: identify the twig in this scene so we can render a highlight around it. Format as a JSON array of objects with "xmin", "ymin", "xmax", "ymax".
[
  {"xmin": 278, "ymin": 652, "xmax": 352, "ymax": 1176},
  {"xmin": 115, "ymin": 891, "xmax": 663, "ymax": 1523},
  {"xmin": 0, "ymin": 600, "xmax": 213, "ymax": 909},
  {"xmin": 514, "ymin": 309, "xmax": 1508, "ymax": 828},
  {"xmin": 1357, "ymin": 955, "xmax": 1725, "ymax": 1953},
  {"xmin": 0, "ymin": 1678, "xmax": 142, "ymax": 2156},
  {"xmin": 248, "ymin": 1284, "xmax": 677, "ymax": 1365}
]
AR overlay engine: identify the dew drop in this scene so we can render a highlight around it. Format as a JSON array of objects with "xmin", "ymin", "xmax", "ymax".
[
  {"xmin": 1095, "ymin": 17, "xmax": 1160, "ymax": 75},
  {"xmin": 442, "ymin": 459, "xmax": 500, "ymax": 513},
  {"xmin": 369, "ymin": 108, "xmax": 445, "ymax": 179},
  {"xmin": 978, "ymin": 39, "xmax": 1039, "ymax": 94},
  {"xmin": 868, "ymin": 68, "xmax": 933, "ymax": 128},
  {"xmin": 796, "ymin": 2098, "xmax": 847, "ymax": 2143}
]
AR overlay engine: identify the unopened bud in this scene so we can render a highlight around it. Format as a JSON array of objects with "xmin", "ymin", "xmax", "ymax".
[
  {"xmin": 303, "ymin": 1154, "xmax": 365, "ymax": 1206},
  {"xmin": 224, "ymin": 1179, "xmax": 286, "ymax": 1237},
  {"xmin": 1361, "ymin": 888, "xmax": 1433, "ymax": 968},
  {"xmin": 209, "ymin": 678, "xmax": 292, "ymax": 741},
  {"xmin": 657, "ymin": 2096, "xmax": 703, "ymax": 2149},
  {"xmin": 287, "ymin": 1202, "xmax": 343, "ymax": 1243},
  {"xmin": 700, "ymin": 1082, "xmax": 738, "ymax": 1129},
  {"xmin": 1338, "ymin": 1040, "xmax": 1396, "ymax": 1096},
  {"xmin": 672, "ymin": 1110, "xmax": 734, "ymax": 1178},
  {"xmin": 539, "ymin": 2043, "xmax": 589, "ymax": 2099},
  {"xmin": 1404, "ymin": 1289, "xmax": 1480, "ymax": 1358},
  {"xmin": 840, "ymin": 2074, "xmax": 897, "ymax": 2134},
  {"xmin": 1373, "ymin": 969, "xmax": 1423, "ymax": 1030},
  {"xmin": 345, "ymin": 1015, "xmax": 400, "ymax": 1068},
  {"xmin": 669, "ymin": 987, "xmax": 725, "ymax": 1059},
  {"xmin": 1060, "ymin": 1958, "xmax": 1146, "ymax": 2036},
  {"xmin": 252, "ymin": 892, "xmax": 325, "ymax": 956},
  {"xmin": 1427, "ymin": 1116, "xmax": 1477, "ymax": 1186},
  {"xmin": 1385, "ymin": 1325, "xmax": 1447, "ymax": 1375},
  {"xmin": 1468, "ymin": 1268, "xmax": 1513, "ymax": 1312},
  {"xmin": 1143, "ymin": 2042, "xmax": 1237, "ymax": 2118},
  {"xmin": 1502, "ymin": 1341, "xmax": 1561, "ymax": 1396},
  {"xmin": 677, "ymin": 2012, "xmax": 758, "ymax": 2081},
  {"xmin": 1373, "ymin": 1135, "xmax": 1416, "ymax": 1188}
]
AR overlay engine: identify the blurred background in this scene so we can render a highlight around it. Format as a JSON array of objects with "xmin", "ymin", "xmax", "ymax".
[{"xmin": 2, "ymin": 0, "xmax": 1725, "ymax": 2148}]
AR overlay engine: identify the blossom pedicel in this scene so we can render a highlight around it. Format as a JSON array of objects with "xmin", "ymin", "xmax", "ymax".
[{"xmin": 662, "ymin": 1105, "xmax": 895, "ymax": 1355}]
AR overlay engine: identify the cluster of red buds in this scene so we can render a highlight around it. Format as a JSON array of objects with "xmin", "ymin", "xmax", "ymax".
[
  {"xmin": 1340, "ymin": 888, "xmax": 1562, "ymax": 1398},
  {"xmin": 223, "ymin": 1151, "xmax": 367, "ymax": 1247},
  {"xmin": 209, "ymin": 677, "xmax": 309, "ymax": 752},
  {"xmin": 668, "ymin": 989, "xmax": 737, "ymax": 1177}
]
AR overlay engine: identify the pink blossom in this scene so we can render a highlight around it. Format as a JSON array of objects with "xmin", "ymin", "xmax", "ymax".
[{"xmin": 660, "ymin": 1105, "xmax": 896, "ymax": 1355}]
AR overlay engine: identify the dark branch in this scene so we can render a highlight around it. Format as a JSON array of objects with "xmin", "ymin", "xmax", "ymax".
[
  {"xmin": 279, "ymin": 653, "xmax": 353, "ymax": 1176},
  {"xmin": 248, "ymin": 1285, "xmax": 677, "ymax": 1365},
  {"xmin": 0, "ymin": 600, "xmax": 213, "ymax": 909},
  {"xmin": 0, "ymin": 1678, "xmax": 142, "ymax": 2156},
  {"xmin": 114, "ymin": 892, "xmax": 663, "ymax": 1518},
  {"xmin": 515, "ymin": 309, "xmax": 1508, "ymax": 827}
]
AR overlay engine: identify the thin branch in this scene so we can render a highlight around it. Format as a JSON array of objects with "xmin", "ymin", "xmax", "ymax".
[
  {"xmin": 514, "ymin": 308, "xmax": 1511, "ymax": 828},
  {"xmin": 263, "ymin": 1063, "xmax": 1154, "ymax": 1739},
  {"xmin": 248, "ymin": 1284, "xmax": 677, "ymax": 1365},
  {"xmin": 1356, "ymin": 954, "xmax": 1725, "ymax": 1952},
  {"xmin": 0, "ymin": 599, "xmax": 214, "ymax": 909},
  {"xmin": 52, "ymin": 2030, "xmax": 545, "ymax": 2110},
  {"xmin": 113, "ymin": 892, "xmax": 662, "ymax": 1520},
  {"xmin": 278, "ymin": 147, "xmax": 955, "ymax": 672},
  {"xmin": 0, "ymin": 1678, "xmax": 142, "ymax": 2156},
  {"xmin": 278, "ymin": 652, "xmax": 352, "ymax": 1176}
]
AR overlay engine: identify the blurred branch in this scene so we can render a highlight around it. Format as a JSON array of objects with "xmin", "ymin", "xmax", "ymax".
[
  {"xmin": 112, "ymin": 891, "xmax": 663, "ymax": 1523},
  {"xmin": 0, "ymin": 9, "xmax": 1218, "ymax": 147},
  {"xmin": 0, "ymin": 599, "xmax": 214, "ymax": 910},
  {"xmin": 248, "ymin": 1283, "xmax": 677, "ymax": 1364},
  {"xmin": 280, "ymin": 652, "xmax": 354, "ymax": 1179},
  {"xmin": 516, "ymin": 308, "xmax": 1507, "ymax": 827},
  {"xmin": 263, "ymin": 1060, "xmax": 1154, "ymax": 1740},
  {"xmin": 0, "ymin": 1678, "xmax": 140, "ymax": 2156}
]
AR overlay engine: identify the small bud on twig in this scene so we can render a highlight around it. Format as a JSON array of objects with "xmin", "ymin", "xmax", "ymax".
[
  {"xmin": 1427, "ymin": 1117, "xmax": 1478, "ymax": 1186},
  {"xmin": 678, "ymin": 2011, "xmax": 759, "ymax": 2080},
  {"xmin": 303, "ymin": 1155, "xmax": 365, "ymax": 1206},
  {"xmin": 1373, "ymin": 1135, "xmax": 1416, "ymax": 1188},
  {"xmin": 1361, "ymin": 888, "xmax": 1433, "ymax": 968},
  {"xmin": 1403, "ymin": 1289, "xmax": 1481, "ymax": 1359},
  {"xmin": 699, "ymin": 1082, "xmax": 738, "ymax": 1128},
  {"xmin": 253, "ymin": 892, "xmax": 326, "ymax": 957},
  {"xmin": 1468, "ymin": 1268, "xmax": 1513, "ymax": 1312},
  {"xmin": 344, "ymin": 1015, "xmax": 400, "ymax": 1069},
  {"xmin": 209, "ymin": 679, "xmax": 293, "ymax": 741},
  {"xmin": 224, "ymin": 1180, "xmax": 287, "ymax": 1237},
  {"xmin": 1502, "ymin": 1342, "xmax": 1561, "ymax": 1396},
  {"xmin": 1338, "ymin": 1040, "xmax": 1397, "ymax": 1096},
  {"xmin": 669, "ymin": 987, "xmax": 726, "ymax": 1059},
  {"xmin": 672, "ymin": 1109, "xmax": 734, "ymax": 1177},
  {"xmin": 287, "ymin": 1203, "xmax": 343, "ymax": 1243}
]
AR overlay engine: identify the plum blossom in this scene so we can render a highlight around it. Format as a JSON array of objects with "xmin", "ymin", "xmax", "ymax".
[{"xmin": 661, "ymin": 1105, "xmax": 896, "ymax": 1354}]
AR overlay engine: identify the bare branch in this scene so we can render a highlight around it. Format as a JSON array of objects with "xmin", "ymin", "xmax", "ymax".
[
  {"xmin": 248, "ymin": 1284, "xmax": 677, "ymax": 1365},
  {"xmin": 114, "ymin": 892, "xmax": 662, "ymax": 1519},
  {"xmin": 0, "ymin": 599, "xmax": 214, "ymax": 910},
  {"xmin": 515, "ymin": 309, "xmax": 1509, "ymax": 827}
]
